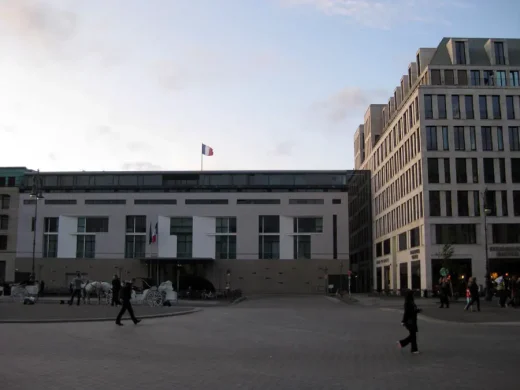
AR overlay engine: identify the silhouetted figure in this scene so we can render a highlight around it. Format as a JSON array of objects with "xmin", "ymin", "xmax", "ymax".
[
  {"xmin": 111, "ymin": 274, "xmax": 121, "ymax": 306},
  {"xmin": 69, "ymin": 272, "xmax": 83, "ymax": 306},
  {"xmin": 397, "ymin": 290, "xmax": 422, "ymax": 354},
  {"xmin": 116, "ymin": 279, "xmax": 141, "ymax": 326}
]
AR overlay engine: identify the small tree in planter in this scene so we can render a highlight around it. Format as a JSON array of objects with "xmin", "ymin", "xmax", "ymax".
[{"xmin": 438, "ymin": 243, "xmax": 456, "ymax": 300}]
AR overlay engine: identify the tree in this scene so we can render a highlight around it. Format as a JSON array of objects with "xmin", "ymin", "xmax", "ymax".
[{"xmin": 439, "ymin": 243, "xmax": 455, "ymax": 271}]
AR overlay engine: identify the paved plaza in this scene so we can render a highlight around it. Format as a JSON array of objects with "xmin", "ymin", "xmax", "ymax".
[{"xmin": 0, "ymin": 296, "xmax": 518, "ymax": 389}]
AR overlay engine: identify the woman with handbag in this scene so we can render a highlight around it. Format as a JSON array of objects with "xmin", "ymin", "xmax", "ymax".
[{"xmin": 397, "ymin": 290, "xmax": 422, "ymax": 354}]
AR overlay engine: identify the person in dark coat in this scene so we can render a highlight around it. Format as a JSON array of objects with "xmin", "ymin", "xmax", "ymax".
[
  {"xmin": 115, "ymin": 279, "xmax": 141, "ymax": 326},
  {"xmin": 464, "ymin": 277, "xmax": 481, "ymax": 311},
  {"xmin": 397, "ymin": 290, "xmax": 422, "ymax": 354},
  {"xmin": 439, "ymin": 276, "xmax": 450, "ymax": 308},
  {"xmin": 111, "ymin": 274, "xmax": 121, "ymax": 307}
]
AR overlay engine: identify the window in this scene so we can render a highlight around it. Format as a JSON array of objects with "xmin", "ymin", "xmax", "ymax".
[
  {"xmin": 483, "ymin": 158, "xmax": 495, "ymax": 184},
  {"xmin": 427, "ymin": 158, "xmax": 440, "ymax": 184},
  {"xmin": 293, "ymin": 217, "xmax": 323, "ymax": 233},
  {"xmin": 293, "ymin": 235, "xmax": 311, "ymax": 259},
  {"xmin": 506, "ymin": 96, "xmax": 515, "ymax": 120},
  {"xmin": 426, "ymin": 126, "xmax": 437, "ymax": 150},
  {"xmin": 435, "ymin": 224, "xmax": 477, "ymax": 244},
  {"xmin": 451, "ymin": 95, "xmax": 460, "ymax": 119},
  {"xmin": 424, "ymin": 95, "xmax": 433, "ymax": 119},
  {"xmin": 259, "ymin": 235, "xmax": 279, "ymax": 259},
  {"xmin": 496, "ymin": 127, "xmax": 504, "ymax": 151},
  {"xmin": 513, "ymin": 159, "xmax": 520, "ymax": 183},
  {"xmin": 216, "ymin": 235, "xmax": 237, "ymax": 259},
  {"xmin": 409, "ymin": 227, "xmax": 420, "ymax": 248},
  {"xmin": 485, "ymin": 190, "xmax": 497, "ymax": 216},
  {"xmin": 259, "ymin": 215, "xmax": 280, "ymax": 233},
  {"xmin": 509, "ymin": 127, "xmax": 520, "ymax": 151},
  {"xmin": 415, "ymin": 97, "xmax": 419, "ymax": 120},
  {"xmin": 44, "ymin": 217, "xmax": 59, "ymax": 233},
  {"xmin": 469, "ymin": 126, "xmax": 477, "ymax": 151},
  {"xmin": 398, "ymin": 232, "xmax": 407, "ymax": 251},
  {"xmin": 502, "ymin": 191, "xmax": 508, "ymax": 217},
  {"xmin": 499, "ymin": 159, "xmax": 506, "ymax": 183},
  {"xmin": 456, "ymin": 159, "xmax": 467, "ymax": 183},
  {"xmin": 454, "ymin": 126, "xmax": 465, "ymax": 151},
  {"xmin": 170, "ymin": 217, "xmax": 193, "ymax": 258},
  {"xmin": 465, "ymin": 95, "xmax": 474, "ymax": 119},
  {"xmin": 511, "ymin": 71, "xmax": 519, "ymax": 87},
  {"xmin": 76, "ymin": 235, "xmax": 95, "ymax": 258},
  {"xmin": 494, "ymin": 42, "xmax": 505, "ymax": 65},
  {"xmin": 445, "ymin": 191, "xmax": 453, "ymax": 217},
  {"xmin": 479, "ymin": 96, "xmax": 488, "ymax": 119},
  {"xmin": 0, "ymin": 195, "xmax": 10, "ymax": 209},
  {"xmin": 431, "ymin": 70, "xmax": 441, "ymax": 85},
  {"xmin": 125, "ymin": 216, "xmax": 146, "ymax": 234},
  {"xmin": 237, "ymin": 199, "xmax": 281, "ymax": 205},
  {"xmin": 458, "ymin": 70, "xmax": 468, "ymax": 85},
  {"xmin": 0, "ymin": 215, "xmax": 8, "ymax": 230},
  {"xmin": 383, "ymin": 239, "xmax": 390, "ymax": 255},
  {"xmin": 481, "ymin": 127, "xmax": 493, "ymax": 151},
  {"xmin": 444, "ymin": 158, "xmax": 451, "ymax": 183},
  {"xmin": 0, "ymin": 235, "xmax": 7, "ymax": 250},
  {"xmin": 289, "ymin": 199, "xmax": 324, "ymax": 205},
  {"xmin": 444, "ymin": 70, "xmax": 454, "ymax": 85},
  {"xmin": 442, "ymin": 126, "xmax": 449, "ymax": 150},
  {"xmin": 77, "ymin": 217, "xmax": 109, "ymax": 233},
  {"xmin": 470, "ymin": 70, "xmax": 480, "ymax": 86},
  {"xmin": 492, "ymin": 96, "xmax": 501, "ymax": 119},
  {"xmin": 496, "ymin": 71, "xmax": 507, "ymax": 87},
  {"xmin": 455, "ymin": 41, "xmax": 466, "ymax": 64},
  {"xmin": 457, "ymin": 191, "xmax": 469, "ymax": 217},
  {"xmin": 492, "ymin": 224, "xmax": 520, "ymax": 244},
  {"xmin": 429, "ymin": 191, "xmax": 441, "ymax": 217},
  {"xmin": 471, "ymin": 158, "xmax": 479, "ymax": 183},
  {"xmin": 84, "ymin": 199, "xmax": 126, "ymax": 205},
  {"xmin": 134, "ymin": 199, "xmax": 177, "ymax": 205},
  {"xmin": 43, "ymin": 233, "xmax": 58, "ymax": 258},
  {"xmin": 376, "ymin": 242, "xmax": 382, "ymax": 257},
  {"xmin": 473, "ymin": 191, "xmax": 481, "ymax": 217},
  {"xmin": 332, "ymin": 199, "xmax": 342, "ymax": 204},
  {"xmin": 515, "ymin": 192, "xmax": 520, "ymax": 217},
  {"xmin": 125, "ymin": 235, "xmax": 146, "ymax": 258},
  {"xmin": 484, "ymin": 71, "xmax": 494, "ymax": 86},
  {"xmin": 437, "ymin": 95, "xmax": 447, "ymax": 119},
  {"xmin": 216, "ymin": 217, "xmax": 237, "ymax": 233},
  {"xmin": 185, "ymin": 199, "xmax": 228, "ymax": 205}
]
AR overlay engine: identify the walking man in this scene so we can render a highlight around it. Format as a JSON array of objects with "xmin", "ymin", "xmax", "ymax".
[
  {"xmin": 111, "ymin": 274, "xmax": 121, "ymax": 306},
  {"xmin": 69, "ymin": 272, "xmax": 83, "ymax": 306},
  {"xmin": 116, "ymin": 279, "xmax": 141, "ymax": 326}
]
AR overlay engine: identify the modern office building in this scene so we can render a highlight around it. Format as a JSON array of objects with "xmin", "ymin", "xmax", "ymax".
[
  {"xmin": 15, "ymin": 170, "xmax": 368, "ymax": 294},
  {"xmin": 354, "ymin": 37, "xmax": 520, "ymax": 292},
  {"xmin": 0, "ymin": 167, "xmax": 30, "ymax": 282}
]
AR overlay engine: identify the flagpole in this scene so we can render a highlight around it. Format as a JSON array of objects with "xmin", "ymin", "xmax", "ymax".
[{"xmin": 201, "ymin": 153, "xmax": 203, "ymax": 171}]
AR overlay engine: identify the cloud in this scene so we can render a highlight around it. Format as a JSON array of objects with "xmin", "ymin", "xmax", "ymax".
[
  {"xmin": 0, "ymin": 125, "xmax": 16, "ymax": 134},
  {"xmin": 121, "ymin": 162, "xmax": 163, "ymax": 171},
  {"xmin": 271, "ymin": 141, "xmax": 294, "ymax": 157},
  {"xmin": 280, "ymin": 0, "xmax": 470, "ymax": 28},
  {"xmin": 312, "ymin": 87, "xmax": 388, "ymax": 123},
  {"xmin": 48, "ymin": 153, "xmax": 57, "ymax": 161}
]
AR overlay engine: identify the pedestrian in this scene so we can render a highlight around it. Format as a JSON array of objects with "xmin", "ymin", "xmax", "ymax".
[
  {"xmin": 507, "ymin": 275, "xmax": 517, "ymax": 307},
  {"xmin": 115, "ymin": 279, "xmax": 141, "ymax": 326},
  {"xmin": 464, "ymin": 278, "xmax": 473, "ymax": 312},
  {"xmin": 397, "ymin": 290, "xmax": 422, "ymax": 354},
  {"xmin": 111, "ymin": 274, "xmax": 121, "ymax": 307},
  {"xmin": 496, "ymin": 275, "xmax": 507, "ymax": 308},
  {"xmin": 464, "ymin": 277, "xmax": 481, "ymax": 312},
  {"xmin": 39, "ymin": 280, "xmax": 45, "ymax": 297},
  {"xmin": 68, "ymin": 272, "xmax": 83, "ymax": 306},
  {"xmin": 439, "ymin": 276, "xmax": 450, "ymax": 308}
]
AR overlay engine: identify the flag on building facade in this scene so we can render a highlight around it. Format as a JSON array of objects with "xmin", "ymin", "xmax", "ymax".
[
  {"xmin": 152, "ymin": 223, "xmax": 158, "ymax": 243},
  {"xmin": 202, "ymin": 143, "xmax": 214, "ymax": 156}
]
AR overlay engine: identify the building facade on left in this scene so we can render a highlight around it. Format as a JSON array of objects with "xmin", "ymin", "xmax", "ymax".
[{"xmin": 0, "ymin": 167, "xmax": 30, "ymax": 282}]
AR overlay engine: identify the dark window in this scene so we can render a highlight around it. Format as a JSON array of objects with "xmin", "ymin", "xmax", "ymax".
[
  {"xmin": 185, "ymin": 199, "xmax": 228, "ymax": 205},
  {"xmin": 77, "ymin": 217, "xmax": 109, "ymax": 233},
  {"xmin": 444, "ymin": 158, "xmax": 451, "ymax": 183},
  {"xmin": 332, "ymin": 199, "xmax": 342, "ymax": 204},
  {"xmin": 259, "ymin": 235, "xmax": 279, "ymax": 259},
  {"xmin": 465, "ymin": 95, "xmax": 474, "ymax": 119},
  {"xmin": 0, "ymin": 235, "xmax": 6, "ymax": 250},
  {"xmin": 289, "ymin": 199, "xmax": 325, "ymax": 205},
  {"xmin": 376, "ymin": 242, "xmax": 382, "ymax": 257},
  {"xmin": 506, "ymin": 96, "xmax": 515, "ymax": 119},
  {"xmin": 431, "ymin": 70, "xmax": 441, "ymax": 85},
  {"xmin": 484, "ymin": 71, "xmax": 494, "ymax": 86},
  {"xmin": 134, "ymin": 199, "xmax": 177, "ymax": 205},
  {"xmin": 485, "ymin": 190, "xmax": 497, "ymax": 216},
  {"xmin": 125, "ymin": 216, "xmax": 146, "ymax": 233},
  {"xmin": 409, "ymin": 227, "xmax": 420, "ymax": 248},
  {"xmin": 442, "ymin": 126, "xmax": 449, "ymax": 150},
  {"xmin": 471, "ymin": 158, "xmax": 479, "ymax": 183},
  {"xmin": 124, "ymin": 235, "xmax": 146, "ymax": 258},
  {"xmin": 177, "ymin": 234, "xmax": 193, "ymax": 258},
  {"xmin": 0, "ymin": 177, "xmax": 4, "ymax": 187},
  {"xmin": 444, "ymin": 70, "xmax": 455, "ymax": 85},
  {"xmin": 216, "ymin": 235, "xmax": 237, "ymax": 260},
  {"xmin": 76, "ymin": 235, "xmax": 96, "ymax": 258},
  {"xmin": 502, "ymin": 191, "xmax": 508, "ymax": 217},
  {"xmin": 455, "ymin": 41, "xmax": 466, "ymax": 64},
  {"xmin": 23, "ymin": 200, "xmax": 36, "ymax": 205},
  {"xmin": 456, "ymin": 159, "xmax": 468, "ymax": 183},
  {"xmin": 512, "ymin": 159, "xmax": 520, "ymax": 183},
  {"xmin": 445, "ymin": 191, "xmax": 453, "ymax": 217},
  {"xmin": 470, "ymin": 70, "xmax": 480, "ymax": 86},
  {"xmin": 509, "ymin": 127, "xmax": 520, "ymax": 151},
  {"xmin": 237, "ymin": 199, "xmax": 281, "ymax": 205},
  {"xmin": 497, "ymin": 127, "xmax": 504, "ymax": 151},
  {"xmin": 383, "ymin": 239, "xmax": 391, "ymax": 255},
  {"xmin": 216, "ymin": 217, "xmax": 237, "ymax": 234},
  {"xmin": 170, "ymin": 218, "xmax": 193, "ymax": 234},
  {"xmin": 294, "ymin": 217, "xmax": 323, "ymax": 233},
  {"xmin": 492, "ymin": 224, "xmax": 520, "ymax": 244},
  {"xmin": 494, "ymin": 41, "xmax": 505, "ymax": 65},
  {"xmin": 469, "ymin": 126, "xmax": 477, "ymax": 151},
  {"xmin": 492, "ymin": 96, "xmax": 501, "ymax": 119},
  {"xmin": 437, "ymin": 95, "xmax": 447, "ymax": 119},
  {"xmin": 0, "ymin": 195, "xmax": 10, "ymax": 209},
  {"xmin": 473, "ymin": 191, "xmax": 481, "ymax": 217},
  {"xmin": 479, "ymin": 96, "xmax": 488, "ymax": 119},
  {"xmin": 415, "ymin": 97, "xmax": 419, "ymax": 120},
  {"xmin": 424, "ymin": 95, "xmax": 433, "ymax": 119},
  {"xmin": 451, "ymin": 95, "xmax": 460, "ymax": 119},
  {"xmin": 398, "ymin": 232, "xmax": 407, "ymax": 251},
  {"xmin": 454, "ymin": 126, "xmax": 465, "ymax": 151},
  {"xmin": 85, "ymin": 200, "xmax": 126, "ymax": 205},
  {"xmin": 515, "ymin": 191, "xmax": 520, "ymax": 217},
  {"xmin": 499, "ymin": 159, "xmax": 506, "ymax": 183},
  {"xmin": 293, "ymin": 235, "xmax": 311, "ymax": 259},
  {"xmin": 43, "ymin": 234, "xmax": 58, "ymax": 258},
  {"xmin": 7, "ymin": 177, "xmax": 15, "ymax": 186},
  {"xmin": 483, "ymin": 158, "xmax": 495, "ymax": 184},
  {"xmin": 427, "ymin": 158, "xmax": 440, "ymax": 184},
  {"xmin": 0, "ymin": 215, "xmax": 8, "ymax": 230},
  {"xmin": 426, "ymin": 126, "xmax": 437, "ymax": 150},
  {"xmin": 481, "ymin": 127, "xmax": 493, "ymax": 151},
  {"xmin": 435, "ymin": 224, "xmax": 477, "ymax": 244},
  {"xmin": 44, "ymin": 199, "xmax": 77, "ymax": 205},
  {"xmin": 44, "ymin": 217, "xmax": 59, "ymax": 233},
  {"xmin": 457, "ymin": 191, "xmax": 469, "ymax": 217},
  {"xmin": 259, "ymin": 215, "xmax": 280, "ymax": 233},
  {"xmin": 429, "ymin": 191, "xmax": 441, "ymax": 217},
  {"xmin": 511, "ymin": 71, "xmax": 520, "ymax": 87},
  {"xmin": 457, "ymin": 70, "xmax": 467, "ymax": 85}
]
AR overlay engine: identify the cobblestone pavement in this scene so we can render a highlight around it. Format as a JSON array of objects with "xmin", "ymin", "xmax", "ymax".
[{"xmin": 0, "ymin": 296, "xmax": 518, "ymax": 389}]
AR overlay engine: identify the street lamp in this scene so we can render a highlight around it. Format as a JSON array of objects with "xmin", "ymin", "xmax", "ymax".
[
  {"xmin": 30, "ymin": 170, "xmax": 44, "ymax": 280},
  {"xmin": 481, "ymin": 189, "xmax": 492, "ymax": 301}
]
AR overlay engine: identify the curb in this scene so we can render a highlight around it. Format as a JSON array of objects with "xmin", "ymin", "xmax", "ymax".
[
  {"xmin": 231, "ymin": 296, "xmax": 248, "ymax": 305},
  {"xmin": 0, "ymin": 308, "xmax": 201, "ymax": 324}
]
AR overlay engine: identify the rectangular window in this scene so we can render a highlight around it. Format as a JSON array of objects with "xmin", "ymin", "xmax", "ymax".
[
  {"xmin": 293, "ymin": 235, "xmax": 311, "ymax": 259},
  {"xmin": 445, "ymin": 191, "xmax": 453, "ymax": 217},
  {"xmin": 76, "ymin": 235, "xmax": 96, "ymax": 258},
  {"xmin": 427, "ymin": 158, "xmax": 440, "ymax": 184},
  {"xmin": 435, "ymin": 224, "xmax": 477, "ymax": 245},
  {"xmin": 134, "ymin": 199, "xmax": 177, "ymax": 205},
  {"xmin": 492, "ymin": 224, "xmax": 520, "ymax": 244},
  {"xmin": 502, "ymin": 191, "xmax": 509, "ymax": 217},
  {"xmin": 125, "ymin": 216, "xmax": 146, "ymax": 234},
  {"xmin": 1, "ymin": 195, "xmax": 10, "ymax": 209},
  {"xmin": 483, "ymin": 158, "xmax": 495, "ymax": 184},
  {"xmin": 431, "ymin": 70, "xmax": 441, "ymax": 85},
  {"xmin": 458, "ymin": 70, "xmax": 468, "ymax": 85},
  {"xmin": 506, "ymin": 96, "xmax": 515, "ymax": 119},
  {"xmin": 415, "ymin": 97, "xmax": 419, "ymax": 120},
  {"xmin": 452, "ymin": 95, "xmax": 460, "ymax": 119},
  {"xmin": 437, "ymin": 95, "xmax": 447, "ymax": 119},
  {"xmin": 293, "ymin": 217, "xmax": 323, "ymax": 233},
  {"xmin": 442, "ymin": 126, "xmax": 449, "ymax": 150},
  {"xmin": 237, "ymin": 199, "xmax": 281, "ymax": 205},
  {"xmin": 444, "ymin": 158, "xmax": 451, "ymax": 183},
  {"xmin": 498, "ymin": 158, "xmax": 506, "ymax": 183},
  {"xmin": 45, "ymin": 199, "xmax": 77, "ymax": 205},
  {"xmin": 0, "ymin": 215, "xmax": 8, "ymax": 230},
  {"xmin": 510, "ymin": 127, "xmax": 520, "ymax": 151},
  {"xmin": 454, "ymin": 126, "xmax": 465, "ymax": 151},
  {"xmin": 515, "ymin": 192, "xmax": 520, "ymax": 217},
  {"xmin": 43, "ymin": 234, "xmax": 58, "ymax": 258},
  {"xmin": 429, "ymin": 191, "xmax": 441, "ymax": 217},
  {"xmin": 426, "ymin": 126, "xmax": 437, "ymax": 150},
  {"xmin": 481, "ymin": 127, "xmax": 493, "ymax": 151},
  {"xmin": 465, "ymin": 95, "xmax": 474, "ymax": 119},
  {"xmin": 497, "ymin": 127, "xmax": 504, "ymax": 151},
  {"xmin": 0, "ymin": 237, "xmax": 6, "ymax": 250},
  {"xmin": 410, "ymin": 227, "xmax": 420, "ymax": 248},
  {"xmin": 424, "ymin": 95, "xmax": 433, "ymax": 119},
  {"xmin": 457, "ymin": 191, "xmax": 469, "ymax": 217},
  {"xmin": 485, "ymin": 190, "xmax": 497, "ymax": 216},
  {"xmin": 456, "ymin": 158, "xmax": 468, "ymax": 183},
  {"xmin": 216, "ymin": 235, "xmax": 237, "ymax": 260},
  {"xmin": 496, "ymin": 71, "xmax": 507, "ymax": 87},
  {"xmin": 170, "ymin": 217, "xmax": 193, "ymax": 258},
  {"xmin": 185, "ymin": 199, "xmax": 228, "ymax": 205},
  {"xmin": 473, "ymin": 191, "xmax": 481, "ymax": 217},
  {"xmin": 484, "ymin": 71, "xmax": 494, "ymax": 86},
  {"xmin": 513, "ymin": 159, "xmax": 520, "ymax": 183},
  {"xmin": 494, "ymin": 42, "xmax": 505, "ymax": 65},
  {"xmin": 469, "ymin": 126, "xmax": 477, "ymax": 151},
  {"xmin": 259, "ymin": 215, "xmax": 280, "ymax": 233},
  {"xmin": 77, "ymin": 217, "xmax": 109, "ymax": 233},
  {"xmin": 444, "ymin": 70, "xmax": 454, "ymax": 85},
  {"xmin": 398, "ymin": 232, "xmax": 407, "ymax": 251},
  {"xmin": 471, "ymin": 158, "xmax": 479, "ymax": 183},
  {"xmin": 479, "ymin": 96, "xmax": 488, "ymax": 119},
  {"xmin": 216, "ymin": 217, "xmax": 237, "ymax": 233},
  {"xmin": 259, "ymin": 235, "xmax": 280, "ymax": 259},
  {"xmin": 511, "ymin": 71, "xmax": 519, "ymax": 87},
  {"xmin": 288, "ymin": 199, "xmax": 325, "ymax": 205},
  {"xmin": 124, "ymin": 235, "xmax": 146, "ymax": 258},
  {"xmin": 84, "ymin": 199, "xmax": 126, "ymax": 205},
  {"xmin": 492, "ymin": 96, "xmax": 501, "ymax": 119},
  {"xmin": 455, "ymin": 41, "xmax": 466, "ymax": 64},
  {"xmin": 470, "ymin": 70, "xmax": 480, "ymax": 86}
]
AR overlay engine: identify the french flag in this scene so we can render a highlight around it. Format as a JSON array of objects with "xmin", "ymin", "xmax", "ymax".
[{"xmin": 202, "ymin": 143, "xmax": 214, "ymax": 156}]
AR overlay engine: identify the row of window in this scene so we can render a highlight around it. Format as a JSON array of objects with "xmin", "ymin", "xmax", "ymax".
[
  {"xmin": 452, "ymin": 40, "xmax": 507, "ymax": 66},
  {"xmin": 434, "ymin": 224, "xmax": 520, "ymax": 245},
  {"xmin": 375, "ymin": 192, "xmax": 423, "ymax": 239},
  {"xmin": 430, "ymin": 68, "xmax": 519, "ymax": 87},
  {"xmin": 375, "ymin": 226, "xmax": 421, "ymax": 257},
  {"xmin": 0, "ymin": 177, "xmax": 17, "ymax": 187},
  {"xmin": 426, "ymin": 126, "xmax": 520, "ymax": 152},
  {"xmin": 427, "ymin": 157, "xmax": 520, "ymax": 184},
  {"xmin": 1, "ymin": 195, "xmax": 10, "ymax": 210}
]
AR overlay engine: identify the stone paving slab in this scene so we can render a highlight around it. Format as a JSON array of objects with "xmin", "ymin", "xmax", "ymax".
[{"xmin": 0, "ymin": 302, "xmax": 198, "ymax": 323}]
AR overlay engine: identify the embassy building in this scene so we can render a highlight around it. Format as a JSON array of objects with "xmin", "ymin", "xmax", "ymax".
[{"xmin": 15, "ymin": 170, "xmax": 372, "ymax": 294}]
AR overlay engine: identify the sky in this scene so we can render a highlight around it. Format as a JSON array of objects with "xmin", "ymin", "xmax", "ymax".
[{"xmin": 0, "ymin": 0, "xmax": 519, "ymax": 172}]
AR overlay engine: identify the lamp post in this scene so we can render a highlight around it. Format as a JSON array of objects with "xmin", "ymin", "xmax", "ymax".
[
  {"xmin": 482, "ymin": 188, "xmax": 492, "ymax": 301},
  {"xmin": 30, "ymin": 170, "xmax": 44, "ymax": 279}
]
